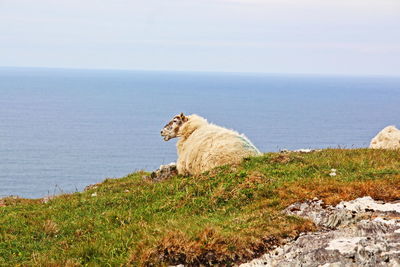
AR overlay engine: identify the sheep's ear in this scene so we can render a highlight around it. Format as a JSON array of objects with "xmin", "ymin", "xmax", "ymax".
[{"xmin": 180, "ymin": 113, "xmax": 188, "ymax": 122}]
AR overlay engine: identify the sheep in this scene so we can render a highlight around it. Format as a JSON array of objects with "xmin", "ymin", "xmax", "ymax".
[
  {"xmin": 160, "ymin": 113, "xmax": 261, "ymax": 175},
  {"xmin": 370, "ymin": 125, "xmax": 400, "ymax": 149}
]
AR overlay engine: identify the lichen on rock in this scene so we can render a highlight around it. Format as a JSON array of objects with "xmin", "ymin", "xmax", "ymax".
[
  {"xmin": 240, "ymin": 197, "xmax": 400, "ymax": 267},
  {"xmin": 370, "ymin": 125, "xmax": 400, "ymax": 150},
  {"xmin": 150, "ymin": 162, "xmax": 178, "ymax": 182}
]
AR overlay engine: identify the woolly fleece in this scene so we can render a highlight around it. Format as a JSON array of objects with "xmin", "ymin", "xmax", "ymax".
[{"xmin": 176, "ymin": 114, "xmax": 261, "ymax": 175}]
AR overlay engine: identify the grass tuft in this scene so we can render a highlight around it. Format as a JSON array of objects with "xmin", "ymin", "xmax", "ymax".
[{"xmin": 43, "ymin": 220, "xmax": 59, "ymax": 237}]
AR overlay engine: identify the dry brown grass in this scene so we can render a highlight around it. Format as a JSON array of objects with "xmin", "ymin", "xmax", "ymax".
[
  {"xmin": 32, "ymin": 256, "xmax": 80, "ymax": 267},
  {"xmin": 269, "ymin": 154, "xmax": 292, "ymax": 164},
  {"xmin": 133, "ymin": 215, "xmax": 316, "ymax": 266},
  {"xmin": 0, "ymin": 196, "xmax": 41, "ymax": 207},
  {"xmin": 278, "ymin": 175, "xmax": 400, "ymax": 206},
  {"xmin": 135, "ymin": 228, "xmax": 290, "ymax": 266},
  {"xmin": 43, "ymin": 220, "xmax": 59, "ymax": 237}
]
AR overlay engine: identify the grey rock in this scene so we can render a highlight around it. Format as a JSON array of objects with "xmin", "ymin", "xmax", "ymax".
[
  {"xmin": 150, "ymin": 162, "xmax": 178, "ymax": 182},
  {"xmin": 280, "ymin": 149, "xmax": 322, "ymax": 153},
  {"xmin": 84, "ymin": 183, "xmax": 99, "ymax": 191},
  {"xmin": 240, "ymin": 197, "xmax": 400, "ymax": 267}
]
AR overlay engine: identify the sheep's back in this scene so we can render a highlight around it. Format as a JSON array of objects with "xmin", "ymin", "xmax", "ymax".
[{"xmin": 179, "ymin": 125, "xmax": 259, "ymax": 174}]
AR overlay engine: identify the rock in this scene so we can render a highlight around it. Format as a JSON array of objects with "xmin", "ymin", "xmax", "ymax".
[
  {"xmin": 370, "ymin": 125, "xmax": 400, "ymax": 149},
  {"xmin": 41, "ymin": 195, "xmax": 56, "ymax": 204},
  {"xmin": 150, "ymin": 162, "xmax": 178, "ymax": 182},
  {"xmin": 293, "ymin": 149, "xmax": 314, "ymax": 153},
  {"xmin": 336, "ymin": 196, "xmax": 400, "ymax": 213},
  {"xmin": 284, "ymin": 198, "xmax": 357, "ymax": 229},
  {"xmin": 84, "ymin": 184, "xmax": 99, "ymax": 191},
  {"xmin": 240, "ymin": 197, "xmax": 400, "ymax": 267},
  {"xmin": 280, "ymin": 149, "xmax": 322, "ymax": 153}
]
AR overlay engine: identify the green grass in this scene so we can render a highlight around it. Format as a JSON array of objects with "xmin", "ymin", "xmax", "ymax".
[{"xmin": 1, "ymin": 149, "xmax": 400, "ymax": 266}]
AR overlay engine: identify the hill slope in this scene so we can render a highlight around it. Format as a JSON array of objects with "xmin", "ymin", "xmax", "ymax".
[{"xmin": 1, "ymin": 149, "xmax": 400, "ymax": 266}]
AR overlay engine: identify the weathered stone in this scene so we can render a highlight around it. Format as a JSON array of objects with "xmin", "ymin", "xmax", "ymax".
[
  {"xmin": 370, "ymin": 125, "xmax": 400, "ymax": 149},
  {"xmin": 293, "ymin": 149, "xmax": 320, "ymax": 153},
  {"xmin": 280, "ymin": 149, "xmax": 322, "ymax": 153},
  {"xmin": 41, "ymin": 195, "xmax": 56, "ymax": 204},
  {"xmin": 240, "ymin": 197, "xmax": 400, "ymax": 267},
  {"xmin": 84, "ymin": 183, "xmax": 99, "ymax": 191},
  {"xmin": 336, "ymin": 196, "xmax": 400, "ymax": 213},
  {"xmin": 150, "ymin": 162, "xmax": 178, "ymax": 182}
]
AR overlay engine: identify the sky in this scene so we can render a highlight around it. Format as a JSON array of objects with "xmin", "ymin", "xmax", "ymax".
[{"xmin": 1, "ymin": 0, "xmax": 400, "ymax": 76}]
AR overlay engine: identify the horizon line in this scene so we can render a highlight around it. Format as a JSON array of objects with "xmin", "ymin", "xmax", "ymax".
[{"xmin": 1, "ymin": 65, "xmax": 399, "ymax": 79}]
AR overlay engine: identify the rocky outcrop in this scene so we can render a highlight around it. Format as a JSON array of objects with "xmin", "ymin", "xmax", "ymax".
[
  {"xmin": 240, "ymin": 197, "xmax": 400, "ymax": 267},
  {"xmin": 150, "ymin": 163, "xmax": 178, "ymax": 182},
  {"xmin": 370, "ymin": 125, "xmax": 400, "ymax": 149},
  {"xmin": 280, "ymin": 149, "xmax": 321, "ymax": 153}
]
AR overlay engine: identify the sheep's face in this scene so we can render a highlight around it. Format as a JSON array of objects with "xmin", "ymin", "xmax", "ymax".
[{"xmin": 161, "ymin": 113, "xmax": 188, "ymax": 141}]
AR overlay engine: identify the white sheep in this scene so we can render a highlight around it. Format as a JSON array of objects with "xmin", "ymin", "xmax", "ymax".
[
  {"xmin": 370, "ymin": 125, "xmax": 400, "ymax": 149},
  {"xmin": 160, "ymin": 113, "xmax": 261, "ymax": 175}
]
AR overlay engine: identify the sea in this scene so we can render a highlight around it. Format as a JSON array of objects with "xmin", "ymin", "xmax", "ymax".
[{"xmin": 1, "ymin": 67, "xmax": 399, "ymax": 198}]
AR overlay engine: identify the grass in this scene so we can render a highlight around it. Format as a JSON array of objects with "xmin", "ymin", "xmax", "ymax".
[{"xmin": 1, "ymin": 149, "xmax": 400, "ymax": 266}]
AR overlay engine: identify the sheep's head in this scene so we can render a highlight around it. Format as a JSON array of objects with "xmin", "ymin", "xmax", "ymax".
[{"xmin": 160, "ymin": 113, "xmax": 188, "ymax": 141}]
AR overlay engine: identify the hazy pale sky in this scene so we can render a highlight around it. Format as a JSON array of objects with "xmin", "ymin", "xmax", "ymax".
[{"xmin": 1, "ymin": 0, "xmax": 400, "ymax": 75}]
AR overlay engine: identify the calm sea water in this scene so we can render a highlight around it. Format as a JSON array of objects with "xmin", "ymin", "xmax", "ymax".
[{"xmin": 1, "ymin": 67, "xmax": 399, "ymax": 198}]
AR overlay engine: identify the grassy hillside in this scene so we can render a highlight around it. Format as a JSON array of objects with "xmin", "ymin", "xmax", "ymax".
[{"xmin": 1, "ymin": 149, "xmax": 400, "ymax": 266}]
